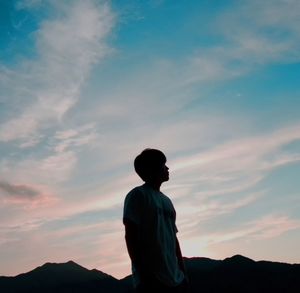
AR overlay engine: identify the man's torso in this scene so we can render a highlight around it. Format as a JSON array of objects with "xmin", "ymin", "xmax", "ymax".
[{"xmin": 123, "ymin": 183, "xmax": 185, "ymax": 287}]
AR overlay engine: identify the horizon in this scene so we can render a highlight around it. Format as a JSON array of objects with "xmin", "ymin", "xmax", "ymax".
[
  {"xmin": 1, "ymin": 253, "xmax": 300, "ymax": 279},
  {"xmin": 0, "ymin": 0, "xmax": 300, "ymax": 279}
]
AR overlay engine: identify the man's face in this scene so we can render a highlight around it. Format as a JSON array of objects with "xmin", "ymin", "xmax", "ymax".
[{"xmin": 156, "ymin": 163, "xmax": 169, "ymax": 183}]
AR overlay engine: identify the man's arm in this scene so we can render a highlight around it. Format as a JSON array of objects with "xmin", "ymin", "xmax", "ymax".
[
  {"xmin": 124, "ymin": 219, "xmax": 153, "ymax": 282},
  {"xmin": 175, "ymin": 236, "xmax": 187, "ymax": 277},
  {"xmin": 124, "ymin": 219, "xmax": 140, "ymax": 264}
]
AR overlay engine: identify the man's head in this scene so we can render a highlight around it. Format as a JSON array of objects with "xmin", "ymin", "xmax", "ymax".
[{"xmin": 134, "ymin": 148, "xmax": 169, "ymax": 183}]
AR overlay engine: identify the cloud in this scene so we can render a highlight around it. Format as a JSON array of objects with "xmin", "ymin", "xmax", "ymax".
[
  {"xmin": 178, "ymin": 190, "xmax": 266, "ymax": 238},
  {"xmin": 0, "ymin": 1, "xmax": 115, "ymax": 212},
  {"xmin": 1, "ymin": 0, "xmax": 300, "ymax": 278},
  {"xmin": 0, "ymin": 0, "xmax": 114, "ymax": 146},
  {"xmin": 0, "ymin": 211, "xmax": 127, "ymax": 277},
  {"xmin": 16, "ymin": 0, "xmax": 42, "ymax": 10},
  {"xmin": 0, "ymin": 180, "xmax": 56, "ymax": 208},
  {"xmin": 164, "ymin": 123, "xmax": 300, "ymax": 206},
  {"xmin": 181, "ymin": 213, "xmax": 300, "ymax": 259},
  {"xmin": 0, "ymin": 181, "xmax": 39, "ymax": 199},
  {"xmin": 183, "ymin": 0, "xmax": 300, "ymax": 85},
  {"xmin": 205, "ymin": 215, "xmax": 300, "ymax": 244},
  {"xmin": 1, "ymin": 150, "xmax": 77, "ymax": 186},
  {"xmin": 174, "ymin": 123, "xmax": 300, "ymax": 172},
  {"xmin": 0, "ymin": 123, "xmax": 99, "ymax": 202},
  {"xmin": 53, "ymin": 124, "xmax": 98, "ymax": 153},
  {"xmin": 220, "ymin": 0, "xmax": 300, "ymax": 58},
  {"xmin": 163, "ymin": 123, "xmax": 300, "ymax": 242}
]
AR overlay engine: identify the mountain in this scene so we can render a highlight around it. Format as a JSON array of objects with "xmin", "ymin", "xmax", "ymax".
[
  {"xmin": 1, "ymin": 255, "xmax": 300, "ymax": 292},
  {"xmin": 123, "ymin": 255, "xmax": 300, "ymax": 293},
  {"xmin": 185, "ymin": 254, "xmax": 300, "ymax": 293},
  {"xmin": 0, "ymin": 260, "xmax": 122, "ymax": 293}
]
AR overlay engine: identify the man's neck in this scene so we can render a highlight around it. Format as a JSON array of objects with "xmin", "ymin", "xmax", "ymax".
[{"xmin": 145, "ymin": 181, "xmax": 162, "ymax": 191}]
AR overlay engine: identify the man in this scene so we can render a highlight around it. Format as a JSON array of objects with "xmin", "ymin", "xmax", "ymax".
[{"xmin": 123, "ymin": 149, "xmax": 188, "ymax": 293}]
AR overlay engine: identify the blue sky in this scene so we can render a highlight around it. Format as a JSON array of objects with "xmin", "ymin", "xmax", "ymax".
[{"xmin": 0, "ymin": 0, "xmax": 300, "ymax": 278}]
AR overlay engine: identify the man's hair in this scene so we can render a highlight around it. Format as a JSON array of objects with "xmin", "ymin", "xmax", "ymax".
[{"xmin": 134, "ymin": 148, "xmax": 166, "ymax": 182}]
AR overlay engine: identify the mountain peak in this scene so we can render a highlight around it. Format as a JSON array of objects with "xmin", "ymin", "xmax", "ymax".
[
  {"xmin": 66, "ymin": 260, "xmax": 78, "ymax": 265},
  {"xmin": 225, "ymin": 254, "xmax": 255, "ymax": 263},
  {"xmin": 36, "ymin": 260, "xmax": 85, "ymax": 272}
]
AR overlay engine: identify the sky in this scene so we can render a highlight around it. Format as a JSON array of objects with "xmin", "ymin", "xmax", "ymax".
[{"xmin": 0, "ymin": 0, "xmax": 300, "ymax": 279}]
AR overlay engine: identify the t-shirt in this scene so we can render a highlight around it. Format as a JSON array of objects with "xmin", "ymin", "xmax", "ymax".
[{"xmin": 123, "ymin": 183, "xmax": 185, "ymax": 287}]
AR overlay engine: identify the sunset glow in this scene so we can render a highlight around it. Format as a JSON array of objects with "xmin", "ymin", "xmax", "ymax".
[{"xmin": 1, "ymin": 0, "xmax": 300, "ymax": 279}]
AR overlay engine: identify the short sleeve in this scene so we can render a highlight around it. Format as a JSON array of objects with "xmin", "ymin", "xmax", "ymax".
[{"xmin": 123, "ymin": 188, "xmax": 144, "ymax": 226}]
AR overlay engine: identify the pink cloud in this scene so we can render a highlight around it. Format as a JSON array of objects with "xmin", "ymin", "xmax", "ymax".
[{"xmin": 0, "ymin": 180, "xmax": 58, "ymax": 208}]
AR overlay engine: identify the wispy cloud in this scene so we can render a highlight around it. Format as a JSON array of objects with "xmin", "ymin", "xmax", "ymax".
[
  {"xmin": 53, "ymin": 124, "xmax": 98, "ymax": 153},
  {"xmin": 0, "ymin": 0, "xmax": 114, "ymax": 146},
  {"xmin": 0, "ymin": 1, "xmax": 116, "ymax": 249},
  {"xmin": 183, "ymin": 0, "xmax": 300, "ymax": 85},
  {"xmin": 181, "ymin": 213, "xmax": 300, "ymax": 260},
  {"xmin": 166, "ymin": 124, "xmax": 300, "ymax": 203},
  {"xmin": 1, "ymin": 0, "xmax": 299, "ymax": 278},
  {"xmin": 178, "ymin": 190, "xmax": 266, "ymax": 237},
  {"xmin": 1, "ymin": 150, "xmax": 77, "ymax": 185},
  {"xmin": 0, "ymin": 0, "xmax": 115, "ymax": 213},
  {"xmin": 205, "ymin": 215, "xmax": 300, "ymax": 244},
  {"xmin": 166, "ymin": 123, "xmax": 300, "ymax": 250},
  {"xmin": 16, "ymin": 0, "xmax": 42, "ymax": 10}
]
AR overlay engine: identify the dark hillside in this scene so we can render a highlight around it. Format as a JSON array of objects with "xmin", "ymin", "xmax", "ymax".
[
  {"xmin": 1, "ymin": 255, "xmax": 299, "ymax": 293},
  {"xmin": 0, "ymin": 260, "xmax": 121, "ymax": 293},
  {"xmin": 186, "ymin": 255, "xmax": 300, "ymax": 293}
]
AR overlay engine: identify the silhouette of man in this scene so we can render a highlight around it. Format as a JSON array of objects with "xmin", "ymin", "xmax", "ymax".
[{"xmin": 123, "ymin": 149, "xmax": 188, "ymax": 293}]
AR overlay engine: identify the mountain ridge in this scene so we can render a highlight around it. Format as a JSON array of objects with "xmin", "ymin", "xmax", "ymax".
[
  {"xmin": 1, "ymin": 255, "xmax": 300, "ymax": 292},
  {"xmin": 0, "ymin": 259, "xmax": 121, "ymax": 293}
]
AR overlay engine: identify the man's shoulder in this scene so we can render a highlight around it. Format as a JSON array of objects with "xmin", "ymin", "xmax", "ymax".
[
  {"xmin": 125, "ymin": 184, "xmax": 146, "ymax": 200},
  {"xmin": 127, "ymin": 184, "xmax": 145, "ymax": 195}
]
